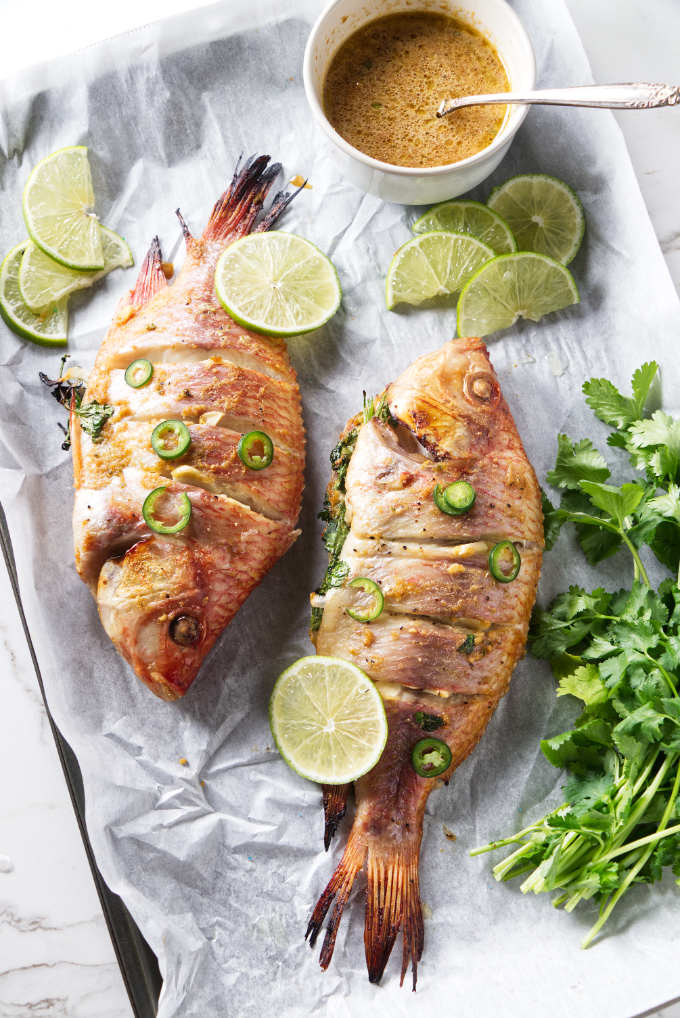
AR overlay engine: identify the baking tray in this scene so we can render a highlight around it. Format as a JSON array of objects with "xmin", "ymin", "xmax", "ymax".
[{"xmin": 0, "ymin": 503, "xmax": 162, "ymax": 1018}]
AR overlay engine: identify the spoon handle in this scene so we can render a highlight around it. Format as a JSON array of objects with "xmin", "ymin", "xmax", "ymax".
[{"xmin": 437, "ymin": 82, "xmax": 680, "ymax": 118}]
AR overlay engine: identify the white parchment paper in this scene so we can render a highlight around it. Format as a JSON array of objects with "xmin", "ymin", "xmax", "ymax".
[{"xmin": 1, "ymin": 2, "xmax": 680, "ymax": 1015}]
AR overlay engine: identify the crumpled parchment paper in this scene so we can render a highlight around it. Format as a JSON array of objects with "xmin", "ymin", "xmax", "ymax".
[{"xmin": 1, "ymin": 1, "xmax": 680, "ymax": 1015}]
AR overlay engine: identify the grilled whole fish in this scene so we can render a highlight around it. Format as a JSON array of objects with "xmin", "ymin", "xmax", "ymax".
[
  {"xmin": 306, "ymin": 337, "xmax": 543, "ymax": 986},
  {"xmin": 72, "ymin": 156, "xmax": 305, "ymax": 700}
]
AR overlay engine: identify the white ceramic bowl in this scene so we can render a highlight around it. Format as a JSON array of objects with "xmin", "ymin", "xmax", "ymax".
[{"xmin": 303, "ymin": 0, "xmax": 536, "ymax": 205}]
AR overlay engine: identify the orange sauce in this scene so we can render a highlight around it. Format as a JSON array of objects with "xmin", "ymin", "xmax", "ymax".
[{"xmin": 323, "ymin": 12, "xmax": 509, "ymax": 168}]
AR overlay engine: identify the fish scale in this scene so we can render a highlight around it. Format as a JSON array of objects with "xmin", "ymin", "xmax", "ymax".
[
  {"xmin": 306, "ymin": 337, "xmax": 543, "ymax": 987},
  {"xmin": 71, "ymin": 155, "xmax": 305, "ymax": 700}
]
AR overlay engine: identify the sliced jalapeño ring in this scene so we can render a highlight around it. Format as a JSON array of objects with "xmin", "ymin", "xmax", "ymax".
[
  {"xmin": 124, "ymin": 358, "xmax": 153, "ymax": 388},
  {"xmin": 433, "ymin": 480, "xmax": 476, "ymax": 516},
  {"xmin": 433, "ymin": 481, "xmax": 476, "ymax": 516},
  {"xmin": 411, "ymin": 737, "xmax": 452, "ymax": 778},
  {"xmin": 142, "ymin": 486, "xmax": 192, "ymax": 534},
  {"xmin": 151, "ymin": 419, "xmax": 191, "ymax": 460},
  {"xmin": 237, "ymin": 430, "xmax": 274, "ymax": 470},
  {"xmin": 489, "ymin": 540, "xmax": 521, "ymax": 582},
  {"xmin": 346, "ymin": 577, "xmax": 384, "ymax": 623}
]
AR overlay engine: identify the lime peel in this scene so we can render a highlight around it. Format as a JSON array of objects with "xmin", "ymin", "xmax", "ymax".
[
  {"xmin": 22, "ymin": 145, "xmax": 104, "ymax": 271},
  {"xmin": 0, "ymin": 243, "xmax": 68, "ymax": 346},
  {"xmin": 487, "ymin": 173, "xmax": 585, "ymax": 265},
  {"xmin": 215, "ymin": 231, "xmax": 341, "ymax": 337},
  {"xmin": 412, "ymin": 199, "xmax": 517, "ymax": 255},
  {"xmin": 386, "ymin": 230, "xmax": 495, "ymax": 310},
  {"xmin": 457, "ymin": 251, "xmax": 579, "ymax": 338},
  {"xmin": 269, "ymin": 655, "xmax": 388, "ymax": 785}
]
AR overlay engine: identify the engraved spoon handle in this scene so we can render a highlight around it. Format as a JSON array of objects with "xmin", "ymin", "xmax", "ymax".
[{"xmin": 437, "ymin": 82, "xmax": 680, "ymax": 118}]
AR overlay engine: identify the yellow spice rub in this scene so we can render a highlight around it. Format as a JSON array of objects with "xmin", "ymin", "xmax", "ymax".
[{"xmin": 323, "ymin": 12, "xmax": 509, "ymax": 168}]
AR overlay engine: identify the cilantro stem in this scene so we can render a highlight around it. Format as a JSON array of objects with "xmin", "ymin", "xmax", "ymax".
[
  {"xmin": 598, "ymin": 821, "xmax": 680, "ymax": 863},
  {"xmin": 619, "ymin": 530, "xmax": 650, "ymax": 587},
  {"xmin": 582, "ymin": 755, "xmax": 680, "ymax": 948}
]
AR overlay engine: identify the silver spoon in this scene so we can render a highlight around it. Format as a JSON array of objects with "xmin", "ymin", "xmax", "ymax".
[{"xmin": 437, "ymin": 82, "xmax": 680, "ymax": 119}]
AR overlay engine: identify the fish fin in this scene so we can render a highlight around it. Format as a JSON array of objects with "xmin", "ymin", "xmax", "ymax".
[
  {"xmin": 254, "ymin": 179, "xmax": 307, "ymax": 233},
  {"xmin": 203, "ymin": 154, "xmax": 301, "ymax": 242},
  {"xmin": 322, "ymin": 783, "xmax": 350, "ymax": 851},
  {"xmin": 365, "ymin": 840, "xmax": 424, "ymax": 990},
  {"xmin": 129, "ymin": 236, "xmax": 167, "ymax": 307},
  {"xmin": 306, "ymin": 829, "xmax": 366, "ymax": 967},
  {"xmin": 175, "ymin": 207, "xmax": 194, "ymax": 242}
]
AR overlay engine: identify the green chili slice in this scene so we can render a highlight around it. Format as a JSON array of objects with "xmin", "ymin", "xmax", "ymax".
[
  {"xmin": 142, "ymin": 487, "xmax": 192, "ymax": 534},
  {"xmin": 346, "ymin": 577, "xmax": 384, "ymax": 622},
  {"xmin": 489, "ymin": 540, "xmax": 521, "ymax": 583},
  {"xmin": 433, "ymin": 481, "xmax": 476, "ymax": 516},
  {"xmin": 237, "ymin": 430, "xmax": 274, "ymax": 470},
  {"xmin": 124, "ymin": 358, "xmax": 153, "ymax": 388},
  {"xmin": 411, "ymin": 737, "xmax": 452, "ymax": 778},
  {"xmin": 151, "ymin": 419, "xmax": 191, "ymax": 460}
]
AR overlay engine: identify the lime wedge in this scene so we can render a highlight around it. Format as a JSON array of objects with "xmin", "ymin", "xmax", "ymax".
[
  {"xmin": 269, "ymin": 655, "xmax": 388, "ymax": 784},
  {"xmin": 457, "ymin": 252, "xmax": 579, "ymax": 338},
  {"xmin": 412, "ymin": 200, "xmax": 516, "ymax": 254},
  {"xmin": 214, "ymin": 232, "xmax": 341, "ymax": 337},
  {"xmin": 386, "ymin": 231, "xmax": 494, "ymax": 310},
  {"xmin": 19, "ymin": 225, "xmax": 133, "ymax": 311},
  {"xmin": 487, "ymin": 174, "xmax": 585, "ymax": 265},
  {"xmin": 22, "ymin": 146, "xmax": 104, "ymax": 271},
  {"xmin": 0, "ymin": 243, "xmax": 68, "ymax": 346}
]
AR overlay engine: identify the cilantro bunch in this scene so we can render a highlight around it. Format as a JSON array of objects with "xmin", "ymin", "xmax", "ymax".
[{"xmin": 477, "ymin": 363, "xmax": 680, "ymax": 947}]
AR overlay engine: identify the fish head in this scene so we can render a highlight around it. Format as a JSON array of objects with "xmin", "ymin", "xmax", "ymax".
[
  {"xmin": 387, "ymin": 337, "xmax": 504, "ymax": 459},
  {"xmin": 97, "ymin": 537, "xmax": 213, "ymax": 700}
]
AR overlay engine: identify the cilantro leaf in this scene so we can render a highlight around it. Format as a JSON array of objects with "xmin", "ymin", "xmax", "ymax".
[
  {"xmin": 546, "ymin": 435, "xmax": 610, "ymax": 491},
  {"xmin": 578, "ymin": 480, "xmax": 645, "ymax": 525},
  {"xmin": 628, "ymin": 411, "xmax": 680, "ymax": 483},
  {"xmin": 582, "ymin": 361, "xmax": 657, "ymax": 429},
  {"xmin": 557, "ymin": 664, "xmax": 608, "ymax": 706}
]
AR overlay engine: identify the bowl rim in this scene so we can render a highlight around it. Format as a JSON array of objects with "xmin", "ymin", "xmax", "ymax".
[{"xmin": 302, "ymin": 0, "xmax": 536, "ymax": 179}]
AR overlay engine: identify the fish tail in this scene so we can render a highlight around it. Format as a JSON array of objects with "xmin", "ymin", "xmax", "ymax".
[
  {"xmin": 365, "ymin": 839, "xmax": 424, "ymax": 990},
  {"xmin": 129, "ymin": 236, "xmax": 167, "ymax": 307},
  {"xmin": 322, "ymin": 783, "xmax": 350, "ymax": 850},
  {"xmin": 202, "ymin": 153, "xmax": 299, "ymax": 243},
  {"xmin": 306, "ymin": 829, "xmax": 366, "ymax": 968}
]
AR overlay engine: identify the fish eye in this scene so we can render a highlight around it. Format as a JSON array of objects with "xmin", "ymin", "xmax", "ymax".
[
  {"xmin": 169, "ymin": 614, "xmax": 203, "ymax": 646},
  {"xmin": 463, "ymin": 371, "xmax": 500, "ymax": 406}
]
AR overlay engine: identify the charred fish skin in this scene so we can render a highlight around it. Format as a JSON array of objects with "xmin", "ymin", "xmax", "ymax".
[
  {"xmin": 307, "ymin": 338, "xmax": 543, "ymax": 987},
  {"xmin": 72, "ymin": 156, "xmax": 306, "ymax": 701}
]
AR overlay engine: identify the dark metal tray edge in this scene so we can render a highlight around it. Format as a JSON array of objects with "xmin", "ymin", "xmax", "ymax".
[{"xmin": 0, "ymin": 502, "xmax": 162, "ymax": 1018}]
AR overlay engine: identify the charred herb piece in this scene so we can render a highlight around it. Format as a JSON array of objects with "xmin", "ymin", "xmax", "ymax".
[
  {"xmin": 40, "ymin": 358, "xmax": 114, "ymax": 450},
  {"xmin": 414, "ymin": 711, "xmax": 445, "ymax": 732}
]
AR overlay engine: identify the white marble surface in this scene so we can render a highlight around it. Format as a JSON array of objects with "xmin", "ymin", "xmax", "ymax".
[{"xmin": 0, "ymin": 1, "xmax": 678, "ymax": 1015}]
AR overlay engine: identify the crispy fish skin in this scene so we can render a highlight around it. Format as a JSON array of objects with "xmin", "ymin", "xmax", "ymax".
[
  {"xmin": 72, "ymin": 157, "xmax": 305, "ymax": 700},
  {"xmin": 307, "ymin": 337, "xmax": 542, "ymax": 986}
]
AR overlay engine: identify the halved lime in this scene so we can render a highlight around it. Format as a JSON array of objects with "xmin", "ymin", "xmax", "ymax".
[
  {"xmin": 487, "ymin": 174, "xmax": 585, "ymax": 265},
  {"xmin": 412, "ymin": 200, "xmax": 516, "ymax": 254},
  {"xmin": 269, "ymin": 655, "xmax": 388, "ymax": 785},
  {"xmin": 386, "ymin": 231, "xmax": 495, "ymax": 310},
  {"xmin": 214, "ymin": 232, "xmax": 341, "ymax": 337},
  {"xmin": 0, "ymin": 243, "xmax": 68, "ymax": 346},
  {"xmin": 457, "ymin": 252, "xmax": 579, "ymax": 338},
  {"xmin": 19, "ymin": 226, "xmax": 133, "ymax": 312},
  {"xmin": 22, "ymin": 146, "xmax": 104, "ymax": 271}
]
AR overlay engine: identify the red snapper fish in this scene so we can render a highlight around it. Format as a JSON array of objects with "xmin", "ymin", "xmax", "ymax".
[
  {"xmin": 306, "ymin": 337, "xmax": 543, "ymax": 986},
  {"xmin": 71, "ymin": 156, "xmax": 305, "ymax": 700}
]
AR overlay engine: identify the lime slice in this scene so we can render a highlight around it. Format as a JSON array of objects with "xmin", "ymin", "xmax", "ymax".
[
  {"xmin": 19, "ymin": 225, "xmax": 133, "ymax": 311},
  {"xmin": 457, "ymin": 252, "xmax": 579, "ymax": 338},
  {"xmin": 0, "ymin": 243, "xmax": 68, "ymax": 346},
  {"xmin": 412, "ymin": 200, "xmax": 516, "ymax": 254},
  {"xmin": 214, "ymin": 232, "xmax": 341, "ymax": 337},
  {"xmin": 269, "ymin": 655, "xmax": 388, "ymax": 784},
  {"xmin": 386, "ymin": 231, "xmax": 495, "ymax": 310},
  {"xmin": 22, "ymin": 146, "xmax": 104, "ymax": 271},
  {"xmin": 487, "ymin": 174, "xmax": 585, "ymax": 265}
]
